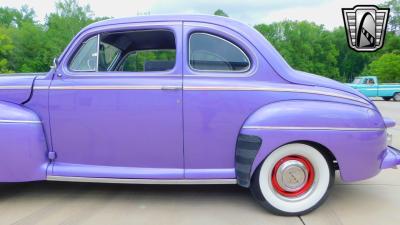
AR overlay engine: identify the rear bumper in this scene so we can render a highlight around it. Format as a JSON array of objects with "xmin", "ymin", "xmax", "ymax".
[
  {"xmin": 380, "ymin": 146, "xmax": 400, "ymax": 169},
  {"xmin": 384, "ymin": 117, "xmax": 396, "ymax": 128}
]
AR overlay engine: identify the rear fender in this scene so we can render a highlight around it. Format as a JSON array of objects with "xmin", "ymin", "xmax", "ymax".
[
  {"xmin": 0, "ymin": 101, "xmax": 48, "ymax": 182},
  {"xmin": 236, "ymin": 100, "xmax": 386, "ymax": 187}
]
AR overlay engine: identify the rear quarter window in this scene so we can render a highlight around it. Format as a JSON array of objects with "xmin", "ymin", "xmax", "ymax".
[{"xmin": 189, "ymin": 33, "xmax": 250, "ymax": 72}]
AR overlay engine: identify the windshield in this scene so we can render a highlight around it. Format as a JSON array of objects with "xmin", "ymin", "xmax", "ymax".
[{"xmin": 352, "ymin": 78, "xmax": 362, "ymax": 84}]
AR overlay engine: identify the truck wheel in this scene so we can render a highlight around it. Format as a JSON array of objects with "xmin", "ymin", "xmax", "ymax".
[
  {"xmin": 394, "ymin": 93, "xmax": 400, "ymax": 102},
  {"xmin": 250, "ymin": 143, "xmax": 334, "ymax": 216},
  {"xmin": 382, "ymin": 97, "xmax": 392, "ymax": 101}
]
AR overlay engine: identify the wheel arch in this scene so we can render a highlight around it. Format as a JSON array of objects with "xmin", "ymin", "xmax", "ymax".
[
  {"xmin": 235, "ymin": 136, "xmax": 338, "ymax": 187},
  {"xmin": 296, "ymin": 140, "xmax": 338, "ymax": 170},
  {"xmin": 235, "ymin": 99, "xmax": 385, "ymax": 187}
]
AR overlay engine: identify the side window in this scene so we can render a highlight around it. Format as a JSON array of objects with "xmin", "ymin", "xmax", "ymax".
[
  {"xmin": 362, "ymin": 79, "xmax": 368, "ymax": 84},
  {"xmin": 368, "ymin": 78, "xmax": 375, "ymax": 85},
  {"xmin": 363, "ymin": 78, "xmax": 375, "ymax": 85},
  {"xmin": 189, "ymin": 33, "xmax": 250, "ymax": 72},
  {"xmin": 68, "ymin": 30, "xmax": 176, "ymax": 74},
  {"xmin": 70, "ymin": 35, "xmax": 99, "ymax": 72},
  {"xmin": 98, "ymin": 43, "xmax": 120, "ymax": 71},
  {"xmin": 119, "ymin": 50, "xmax": 175, "ymax": 72}
]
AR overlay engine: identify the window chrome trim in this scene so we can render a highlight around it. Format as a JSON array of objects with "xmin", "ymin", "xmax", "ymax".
[
  {"xmin": 68, "ymin": 35, "xmax": 99, "ymax": 72},
  {"xmin": 47, "ymin": 176, "xmax": 237, "ymax": 185},
  {"xmin": 96, "ymin": 34, "xmax": 100, "ymax": 72},
  {"xmin": 65, "ymin": 29, "xmax": 178, "ymax": 76},
  {"xmin": 106, "ymin": 51, "xmax": 121, "ymax": 71},
  {"xmin": 188, "ymin": 32, "xmax": 251, "ymax": 74},
  {"xmin": 242, "ymin": 126, "xmax": 385, "ymax": 131}
]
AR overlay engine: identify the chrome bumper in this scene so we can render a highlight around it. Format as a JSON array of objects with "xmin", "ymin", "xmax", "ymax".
[{"xmin": 380, "ymin": 146, "xmax": 400, "ymax": 169}]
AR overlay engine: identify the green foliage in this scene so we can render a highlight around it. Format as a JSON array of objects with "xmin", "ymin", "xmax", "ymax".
[
  {"xmin": 380, "ymin": 0, "xmax": 400, "ymax": 32},
  {"xmin": 329, "ymin": 27, "xmax": 375, "ymax": 82},
  {"xmin": 255, "ymin": 21, "xmax": 340, "ymax": 80},
  {"xmin": 0, "ymin": 0, "xmax": 108, "ymax": 73},
  {"xmin": 214, "ymin": 9, "xmax": 229, "ymax": 17},
  {"xmin": 363, "ymin": 53, "xmax": 400, "ymax": 82},
  {"xmin": 122, "ymin": 50, "xmax": 176, "ymax": 72},
  {"xmin": 0, "ymin": 26, "xmax": 14, "ymax": 73},
  {"xmin": 255, "ymin": 17, "xmax": 400, "ymax": 82},
  {"xmin": 46, "ymin": 0, "xmax": 101, "ymax": 53},
  {"xmin": 0, "ymin": 5, "xmax": 35, "ymax": 28}
]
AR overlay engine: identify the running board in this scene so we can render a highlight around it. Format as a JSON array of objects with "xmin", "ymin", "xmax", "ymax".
[{"xmin": 47, "ymin": 176, "xmax": 237, "ymax": 185}]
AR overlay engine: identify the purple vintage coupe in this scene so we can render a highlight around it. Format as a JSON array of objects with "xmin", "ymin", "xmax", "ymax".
[{"xmin": 0, "ymin": 15, "xmax": 399, "ymax": 216}]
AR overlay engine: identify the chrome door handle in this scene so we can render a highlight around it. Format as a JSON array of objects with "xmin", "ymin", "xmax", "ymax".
[{"xmin": 161, "ymin": 86, "xmax": 181, "ymax": 91}]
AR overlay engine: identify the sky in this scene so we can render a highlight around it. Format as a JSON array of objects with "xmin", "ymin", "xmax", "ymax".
[{"xmin": 0, "ymin": 0, "xmax": 386, "ymax": 30}]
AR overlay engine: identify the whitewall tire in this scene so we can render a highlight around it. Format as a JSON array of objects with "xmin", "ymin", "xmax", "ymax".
[{"xmin": 250, "ymin": 143, "xmax": 334, "ymax": 216}]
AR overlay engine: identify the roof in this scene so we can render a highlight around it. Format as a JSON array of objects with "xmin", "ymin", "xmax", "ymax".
[{"xmin": 86, "ymin": 14, "xmax": 249, "ymax": 30}]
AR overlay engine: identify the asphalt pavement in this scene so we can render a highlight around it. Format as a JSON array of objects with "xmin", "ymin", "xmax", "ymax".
[{"xmin": 0, "ymin": 100, "xmax": 399, "ymax": 225}]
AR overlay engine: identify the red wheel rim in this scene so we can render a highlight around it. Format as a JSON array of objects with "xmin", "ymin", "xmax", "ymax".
[{"xmin": 271, "ymin": 155, "xmax": 315, "ymax": 198}]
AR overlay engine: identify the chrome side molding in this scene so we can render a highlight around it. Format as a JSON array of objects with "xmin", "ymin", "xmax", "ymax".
[
  {"xmin": 47, "ymin": 176, "xmax": 237, "ymax": 185},
  {"xmin": 0, "ymin": 119, "xmax": 41, "ymax": 124},
  {"xmin": 0, "ymin": 86, "xmax": 31, "ymax": 90},
  {"xmin": 242, "ymin": 125, "xmax": 385, "ymax": 131}
]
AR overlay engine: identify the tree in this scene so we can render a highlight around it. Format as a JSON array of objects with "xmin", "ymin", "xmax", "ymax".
[
  {"xmin": 0, "ymin": 26, "xmax": 14, "ymax": 73},
  {"xmin": 46, "ymin": 0, "xmax": 97, "ymax": 52},
  {"xmin": 44, "ymin": 0, "xmax": 110, "ymax": 67},
  {"xmin": 330, "ymin": 27, "xmax": 374, "ymax": 82},
  {"xmin": 363, "ymin": 53, "xmax": 400, "ymax": 82},
  {"xmin": 380, "ymin": 0, "xmax": 400, "ymax": 33},
  {"xmin": 0, "ymin": 0, "xmax": 109, "ymax": 73},
  {"xmin": 0, "ymin": 5, "xmax": 35, "ymax": 28},
  {"xmin": 8, "ymin": 21, "xmax": 50, "ymax": 72},
  {"xmin": 214, "ymin": 9, "xmax": 228, "ymax": 17},
  {"xmin": 255, "ymin": 21, "xmax": 340, "ymax": 80}
]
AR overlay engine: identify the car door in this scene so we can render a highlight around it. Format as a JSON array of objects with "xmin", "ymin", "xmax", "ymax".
[
  {"xmin": 49, "ymin": 23, "xmax": 184, "ymax": 179},
  {"xmin": 182, "ymin": 22, "xmax": 274, "ymax": 179}
]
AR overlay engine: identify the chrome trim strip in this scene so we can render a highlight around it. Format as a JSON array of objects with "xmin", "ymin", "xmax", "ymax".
[
  {"xmin": 0, "ymin": 86, "xmax": 31, "ymax": 89},
  {"xmin": 96, "ymin": 34, "xmax": 100, "ymax": 72},
  {"xmin": 0, "ymin": 119, "xmax": 41, "ymax": 124},
  {"xmin": 47, "ymin": 176, "xmax": 237, "ymax": 185},
  {"xmin": 242, "ymin": 126, "xmax": 385, "ymax": 131},
  {"xmin": 183, "ymin": 86, "xmax": 368, "ymax": 104},
  {"xmin": 46, "ymin": 85, "xmax": 366, "ymax": 104},
  {"xmin": 0, "ymin": 73, "xmax": 46, "ymax": 76},
  {"xmin": 50, "ymin": 85, "xmax": 181, "ymax": 90},
  {"xmin": 362, "ymin": 88, "xmax": 400, "ymax": 90},
  {"xmin": 33, "ymin": 86, "xmax": 49, "ymax": 90}
]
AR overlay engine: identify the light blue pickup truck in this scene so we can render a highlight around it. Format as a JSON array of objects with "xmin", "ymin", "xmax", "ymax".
[{"xmin": 348, "ymin": 76, "xmax": 400, "ymax": 101}]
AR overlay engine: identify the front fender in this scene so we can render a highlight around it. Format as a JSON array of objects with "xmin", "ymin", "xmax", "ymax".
[
  {"xmin": 236, "ymin": 100, "xmax": 386, "ymax": 187},
  {"xmin": 0, "ymin": 102, "xmax": 48, "ymax": 182}
]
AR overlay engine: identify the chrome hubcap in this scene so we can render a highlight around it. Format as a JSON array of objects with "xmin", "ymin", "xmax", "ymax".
[
  {"xmin": 276, "ymin": 160, "xmax": 308, "ymax": 192},
  {"xmin": 395, "ymin": 94, "xmax": 400, "ymax": 101},
  {"xmin": 271, "ymin": 155, "xmax": 315, "ymax": 198}
]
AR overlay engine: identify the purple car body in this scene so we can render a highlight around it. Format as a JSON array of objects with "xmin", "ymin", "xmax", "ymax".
[{"xmin": 0, "ymin": 15, "xmax": 399, "ymax": 214}]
